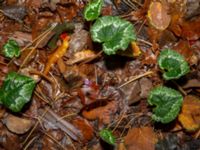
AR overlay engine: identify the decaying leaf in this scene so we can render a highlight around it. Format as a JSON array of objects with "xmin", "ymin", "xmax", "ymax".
[
  {"xmin": 147, "ymin": 1, "xmax": 171, "ymax": 30},
  {"xmin": 82, "ymin": 100, "xmax": 118, "ymax": 124},
  {"xmin": 4, "ymin": 114, "xmax": 33, "ymax": 134},
  {"xmin": 178, "ymin": 95, "xmax": 200, "ymax": 131},
  {"xmin": 67, "ymin": 49, "xmax": 96, "ymax": 65},
  {"xmin": 72, "ymin": 117, "xmax": 94, "ymax": 142},
  {"xmin": 124, "ymin": 127, "xmax": 157, "ymax": 150}
]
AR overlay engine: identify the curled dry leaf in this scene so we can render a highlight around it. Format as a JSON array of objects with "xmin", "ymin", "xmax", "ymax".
[
  {"xmin": 124, "ymin": 127, "xmax": 157, "ymax": 150},
  {"xmin": 178, "ymin": 95, "xmax": 200, "ymax": 131},
  {"xmin": 82, "ymin": 100, "xmax": 118, "ymax": 124},
  {"xmin": 4, "ymin": 114, "xmax": 33, "ymax": 134},
  {"xmin": 147, "ymin": 1, "xmax": 171, "ymax": 30}
]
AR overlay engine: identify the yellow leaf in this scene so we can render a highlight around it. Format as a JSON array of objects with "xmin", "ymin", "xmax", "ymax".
[
  {"xmin": 178, "ymin": 95, "xmax": 200, "ymax": 132},
  {"xmin": 131, "ymin": 41, "xmax": 142, "ymax": 57}
]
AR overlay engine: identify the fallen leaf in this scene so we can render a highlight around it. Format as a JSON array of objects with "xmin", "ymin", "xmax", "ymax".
[
  {"xmin": 82, "ymin": 100, "xmax": 118, "ymax": 124},
  {"xmin": 178, "ymin": 95, "xmax": 200, "ymax": 131},
  {"xmin": 181, "ymin": 17, "xmax": 200, "ymax": 40},
  {"xmin": 124, "ymin": 127, "xmax": 157, "ymax": 150},
  {"xmin": 147, "ymin": 1, "xmax": 171, "ymax": 30},
  {"xmin": 173, "ymin": 40, "xmax": 193, "ymax": 62},
  {"xmin": 131, "ymin": 41, "xmax": 142, "ymax": 57},
  {"xmin": 4, "ymin": 114, "xmax": 33, "ymax": 134},
  {"xmin": 72, "ymin": 117, "xmax": 94, "ymax": 142},
  {"xmin": 66, "ymin": 49, "xmax": 96, "ymax": 65}
]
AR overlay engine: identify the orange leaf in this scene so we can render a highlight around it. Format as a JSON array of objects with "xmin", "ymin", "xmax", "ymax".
[
  {"xmin": 147, "ymin": 1, "xmax": 171, "ymax": 30},
  {"xmin": 131, "ymin": 42, "xmax": 141, "ymax": 57},
  {"xmin": 178, "ymin": 95, "xmax": 200, "ymax": 132},
  {"xmin": 72, "ymin": 117, "xmax": 94, "ymax": 142},
  {"xmin": 124, "ymin": 127, "xmax": 157, "ymax": 150}
]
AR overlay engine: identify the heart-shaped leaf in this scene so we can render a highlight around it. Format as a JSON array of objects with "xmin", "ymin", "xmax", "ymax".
[
  {"xmin": 83, "ymin": 0, "xmax": 103, "ymax": 21},
  {"xmin": 99, "ymin": 128, "xmax": 116, "ymax": 145},
  {"xmin": 90, "ymin": 16, "xmax": 136, "ymax": 55},
  {"xmin": 3, "ymin": 39, "xmax": 20, "ymax": 58},
  {"xmin": 0, "ymin": 72, "xmax": 36, "ymax": 112},
  {"xmin": 148, "ymin": 86, "xmax": 183, "ymax": 124},
  {"xmin": 158, "ymin": 49, "xmax": 190, "ymax": 80}
]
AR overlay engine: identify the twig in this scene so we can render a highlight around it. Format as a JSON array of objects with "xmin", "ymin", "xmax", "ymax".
[
  {"xmin": 23, "ymin": 136, "xmax": 38, "ymax": 150},
  {"xmin": 23, "ymin": 109, "xmax": 48, "ymax": 145},
  {"xmin": 137, "ymin": 38, "xmax": 152, "ymax": 46},
  {"xmin": 41, "ymin": 130, "xmax": 66, "ymax": 150},
  {"xmin": 172, "ymin": 81, "xmax": 187, "ymax": 96},
  {"xmin": 118, "ymin": 71, "xmax": 153, "ymax": 88}
]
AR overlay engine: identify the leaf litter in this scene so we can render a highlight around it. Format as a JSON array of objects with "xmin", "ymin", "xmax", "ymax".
[{"xmin": 0, "ymin": 0, "xmax": 199, "ymax": 149}]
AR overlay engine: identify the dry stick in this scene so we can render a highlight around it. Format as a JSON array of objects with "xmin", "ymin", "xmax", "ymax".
[
  {"xmin": 8, "ymin": 25, "xmax": 55, "ymax": 66},
  {"xmin": 137, "ymin": 38, "xmax": 153, "ymax": 46},
  {"xmin": 65, "ymin": 133, "xmax": 77, "ymax": 150},
  {"xmin": 136, "ymin": 19, "xmax": 146, "ymax": 35},
  {"xmin": 118, "ymin": 71, "xmax": 153, "ymax": 88},
  {"xmin": 172, "ymin": 81, "xmax": 187, "ymax": 96},
  {"xmin": 23, "ymin": 109, "xmax": 48, "ymax": 145},
  {"xmin": 112, "ymin": 112, "xmax": 126, "ymax": 132},
  {"xmin": 195, "ymin": 129, "xmax": 200, "ymax": 139},
  {"xmin": 34, "ymin": 91, "xmax": 49, "ymax": 104},
  {"xmin": 18, "ymin": 25, "xmax": 55, "ymax": 70},
  {"xmin": 0, "ymin": 61, "xmax": 7, "ymax": 66},
  {"xmin": 29, "ymin": 69, "xmax": 56, "ymax": 99},
  {"xmin": 23, "ymin": 136, "xmax": 38, "ymax": 150},
  {"xmin": 41, "ymin": 130, "xmax": 66, "ymax": 150}
]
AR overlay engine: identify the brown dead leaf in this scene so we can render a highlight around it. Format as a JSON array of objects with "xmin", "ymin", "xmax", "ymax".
[
  {"xmin": 67, "ymin": 49, "xmax": 96, "ymax": 65},
  {"xmin": 124, "ymin": 127, "xmax": 157, "ymax": 150},
  {"xmin": 173, "ymin": 40, "xmax": 193, "ymax": 62},
  {"xmin": 82, "ymin": 100, "xmax": 118, "ymax": 125},
  {"xmin": 181, "ymin": 18, "xmax": 200, "ymax": 40},
  {"xmin": 72, "ymin": 117, "xmax": 94, "ymax": 142},
  {"xmin": 147, "ymin": 1, "xmax": 171, "ymax": 30},
  {"xmin": 4, "ymin": 114, "xmax": 33, "ymax": 134},
  {"xmin": 178, "ymin": 95, "xmax": 200, "ymax": 132}
]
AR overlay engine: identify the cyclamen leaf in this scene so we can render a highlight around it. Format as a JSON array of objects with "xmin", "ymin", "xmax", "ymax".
[
  {"xmin": 0, "ymin": 72, "xmax": 36, "ymax": 112},
  {"xmin": 158, "ymin": 49, "xmax": 190, "ymax": 80},
  {"xmin": 99, "ymin": 129, "xmax": 116, "ymax": 145},
  {"xmin": 3, "ymin": 39, "xmax": 20, "ymax": 58},
  {"xmin": 90, "ymin": 16, "xmax": 136, "ymax": 55},
  {"xmin": 83, "ymin": 0, "xmax": 103, "ymax": 21},
  {"xmin": 148, "ymin": 86, "xmax": 183, "ymax": 124}
]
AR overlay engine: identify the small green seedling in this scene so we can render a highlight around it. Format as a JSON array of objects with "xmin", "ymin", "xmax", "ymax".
[
  {"xmin": 148, "ymin": 86, "xmax": 183, "ymax": 124},
  {"xmin": 99, "ymin": 128, "xmax": 116, "ymax": 145},
  {"xmin": 3, "ymin": 39, "xmax": 20, "ymax": 58},
  {"xmin": 84, "ymin": 0, "xmax": 103, "ymax": 21},
  {"xmin": 158, "ymin": 49, "xmax": 190, "ymax": 80}
]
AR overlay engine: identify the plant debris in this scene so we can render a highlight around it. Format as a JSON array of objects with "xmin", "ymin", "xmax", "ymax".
[{"xmin": 0, "ymin": 0, "xmax": 199, "ymax": 149}]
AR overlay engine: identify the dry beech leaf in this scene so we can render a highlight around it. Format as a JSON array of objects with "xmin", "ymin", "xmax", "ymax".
[
  {"xmin": 82, "ymin": 100, "xmax": 118, "ymax": 124},
  {"xmin": 124, "ymin": 127, "xmax": 157, "ymax": 150},
  {"xmin": 67, "ymin": 49, "xmax": 96, "ymax": 65},
  {"xmin": 72, "ymin": 117, "xmax": 94, "ymax": 142},
  {"xmin": 4, "ymin": 114, "xmax": 33, "ymax": 134},
  {"xmin": 147, "ymin": 1, "xmax": 171, "ymax": 30},
  {"xmin": 178, "ymin": 95, "xmax": 200, "ymax": 132}
]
